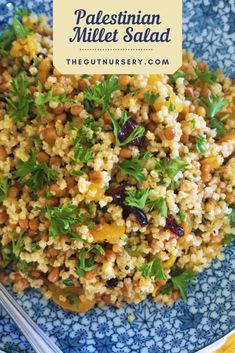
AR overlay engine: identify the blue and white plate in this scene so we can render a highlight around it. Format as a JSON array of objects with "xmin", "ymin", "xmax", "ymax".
[{"xmin": 0, "ymin": 1, "xmax": 235, "ymax": 353}]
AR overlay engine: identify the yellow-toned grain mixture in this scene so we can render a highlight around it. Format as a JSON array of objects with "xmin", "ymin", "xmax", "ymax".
[{"xmin": 0, "ymin": 11, "xmax": 234, "ymax": 312}]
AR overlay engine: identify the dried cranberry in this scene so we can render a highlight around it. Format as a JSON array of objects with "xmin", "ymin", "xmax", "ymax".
[
  {"xmin": 118, "ymin": 119, "xmax": 137, "ymax": 142},
  {"xmin": 165, "ymin": 215, "xmax": 184, "ymax": 237},
  {"xmin": 106, "ymin": 278, "xmax": 119, "ymax": 287},
  {"xmin": 129, "ymin": 136, "xmax": 145, "ymax": 146},
  {"xmin": 105, "ymin": 184, "xmax": 126, "ymax": 205},
  {"xmin": 118, "ymin": 118, "xmax": 145, "ymax": 147},
  {"xmin": 123, "ymin": 206, "xmax": 148, "ymax": 227}
]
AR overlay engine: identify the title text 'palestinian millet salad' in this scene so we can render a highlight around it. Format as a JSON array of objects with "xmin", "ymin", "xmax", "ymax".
[{"xmin": 0, "ymin": 8, "xmax": 234, "ymax": 312}]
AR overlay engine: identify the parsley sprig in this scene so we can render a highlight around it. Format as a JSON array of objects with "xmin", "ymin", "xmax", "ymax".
[
  {"xmin": 124, "ymin": 188, "xmax": 150, "ymax": 209},
  {"xmin": 13, "ymin": 148, "xmax": 58, "ymax": 192},
  {"xmin": 223, "ymin": 233, "xmax": 235, "ymax": 245},
  {"xmin": 111, "ymin": 111, "xmax": 145, "ymax": 146},
  {"xmin": 63, "ymin": 292, "xmax": 80, "ymax": 307},
  {"xmin": 169, "ymin": 70, "xmax": 186, "ymax": 84},
  {"xmin": 45, "ymin": 203, "xmax": 85, "ymax": 237},
  {"xmin": 139, "ymin": 257, "xmax": 165, "ymax": 280},
  {"xmin": 124, "ymin": 237, "xmax": 142, "ymax": 255},
  {"xmin": 228, "ymin": 203, "xmax": 235, "ymax": 227},
  {"xmin": 35, "ymin": 82, "xmax": 71, "ymax": 117},
  {"xmin": 160, "ymin": 268, "xmax": 195, "ymax": 301},
  {"xmin": 144, "ymin": 92, "xmax": 159, "ymax": 106},
  {"xmin": 73, "ymin": 118, "xmax": 98, "ymax": 164},
  {"xmin": 147, "ymin": 197, "xmax": 168, "ymax": 217},
  {"xmin": 0, "ymin": 178, "xmax": 9, "ymax": 203},
  {"xmin": 0, "ymin": 7, "xmax": 31, "ymax": 56},
  {"xmin": 199, "ymin": 93, "xmax": 228, "ymax": 118},
  {"xmin": 209, "ymin": 118, "xmax": 227, "ymax": 138},
  {"xmin": 194, "ymin": 66, "xmax": 216, "ymax": 85},
  {"xmin": 194, "ymin": 134, "xmax": 208, "ymax": 154},
  {"xmin": 76, "ymin": 244, "xmax": 104, "ymax": 277},
  {"xmin": 119, "ymin": 154, "xmax": 148, "ymax": 184},
  {"xmin": 6, "ymin": 72, "xmax": 33, "ymax": 122},
  {"xmin": 84, "ymin": 76, "xmax": 120, "ymax": 112},
  {"xmin": 155, "ymin": 157, "xmax": 188, "ymax": 189}
]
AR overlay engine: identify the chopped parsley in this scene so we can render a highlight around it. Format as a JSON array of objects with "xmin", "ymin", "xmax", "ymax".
[
  {"xmin": 139, "ymin": 257, "xmax": 165, "ymax": 280},
  {"xmin": 84, "ymin": 75, "xmax": 120, "ymax": 112},
  {"xmin": 209, "ymin": 118, "xmax": 227, "ymax": 138},
  {"xmin": 177, "ymin": 207, "xmax": 186, "ymax": 222},
  {"xmin": 111, "ymin": 111, "xmax": 145, "ymax": 146},
  {"xmin": 119, "ymin": 154, "xmax": 147, "ymax": 184},
  {"xmin": 6, "ymin": 72, "xmax": 33, "ymax": 122},
  {"xmin": 35, "ymin": 82, "xmax": 70, "ymax": 117},
  {"xmin": 169, "ymin": 70, "xmax": 186, "ymax": 84},
  {"xmin": 0, "ymin": 178, "xmax": 9, "ymax": 203},
  {"xmin": 228, "ymin": 203, "xmax": 235, "ymax": 227},
  {"xmin": 76, "ymin": 244, "xmax": 104, "ymax": 277},
  {"xmin": 199, "ymin": 93, "xmax": 228, "ymax": 118},
  {"xmin": 169, "ymin": 102, "xmax": 175, "ymax": 112},
  {"xmin": 171, "ymin": 268, "xmax": 195, "ymax": 301},
  {"xmin": 147, "ymin": 197, "xmax": 168, "ymax": 217},
  {"xmin": 73, "ymin": 118, "xmax": 98, "ymax": 164},
  {"xmin": 31, "ymin": 242, "xmax": 41, "ymax": 252},
  {"xmin": 223, "ymin": 233, "xmax": 235, "ymax": 245},
  {"xmin": 0, "ymin": 7, "xmax": 31, "ymax": 56},
  {"xmin": 194, "ymin": 66, "xmax": 216, "ymax": 85},
  {"xmin": 160, "ymin": 268, "xmax": 195, "ymax": 301},
  {"xmin": 124, "ymin": 237, "xmax": 142, "ymax": 255},
  {"xmin": 63, "ymin": 278, "xmax": 74, "ymax": 287},
  {"xmin": 13, "ymin": 148, "xmax": 58, "ymax": 192},
  {"xmin": 144, "ymin": 92, "xmax": 159, "ymax": 106},
  {"xmin": 64, "ymin": 292, "xmax": 80, "ymax": 307},
  {"xmin": 12, "ymin": 231, "xmax": 24, "ymax": 258},
  {"xmin": 18, "ymin": 260, "xmax": 29, "ymax": 273},
  {"xmin": 124, "ymin": 188, "xmax": 150, "ymax": 209},
  {"xmin": 155, "ymin": 157, "xmax": 188, "ymax": 189},
  {"xmin": 44, "ymin": 203, "xmax": 85, "ymax": 237},
  {"xmin": 194, "ymin": 134, "xmax": 208, "ymax": 154}
]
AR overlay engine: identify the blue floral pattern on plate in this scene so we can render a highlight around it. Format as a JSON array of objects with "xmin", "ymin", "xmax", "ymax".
[{"xmin": 0, "ymin": 1, "xmax": 235, "ymax": 352}]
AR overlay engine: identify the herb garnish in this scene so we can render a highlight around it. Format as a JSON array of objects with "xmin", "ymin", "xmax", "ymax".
[
  {"xmin": 169, "ymin": 102, "xmax": 175, "ymax": 112},
  {"xmin": 199, "ymin": 93, "xmax": 228, "ymax": 118},
  {"xmin": 124, "ymin": 237, "xmax": 142, "ymax": 255},
  {"xmin": 73, "ymin": 117, "xmax": 98, "ymax": 164},
  {"xmin": 84, "ymin": 75, "xmax": 120, "ymax": 112},
  {"xmin": 160, "ymin": 268, "xmax": 195, "ymax": 301},
  {"xmin": 144, "ymin": 92, "xmax": 159, "ymax": 106},
  {"xmin": 35, "ymin": 82, "xmax": 70, "ymax": 117},
  {"xmin": 169, "ymin": 70, "xmax": 186, "ymax": 84},
  {"xmin": 119, "ymin": 155, "xmax": 147, "ymax": 184},
  {"xmin": 63, "ymin": 278, "xmax": 74, "ymax": 287},
  {"xmin": 228, "ymin": 203, "xmax": 235, "ymax": 227},
  {"xmin": 6, "ymin": 72, "xmax": 33, "ymax": 122},
  {"xmin": 111, "ymin": 111, "xmax": 145, "ymax": 146},
  {"xmin": 177, "ymin": 207, "xmax": 186, "ymax": 222},
  {"xmin": 12, "ymin": 231, "xmax": 24, "ymax": 257},
  {"xmin": 0, "ymin": 178, "xmax": 9, "ymax": 203},
  {"xmin": 194, "ymin": 66, "xmax": 216, "ymax": 85},
  {"xmin": 171, "ymin": 269, "xmax": 195, "ymax": 301},
  {"xmin": 209, "ymin": 118, "xmax": 227, "ymax": 138},
  {"xmin": 223, "ymin": 233, "xmax": 235, "ymax": 245},
  {"xmin": 64, "ymin": 292, "xmax": 80, "ymax": 307},
  {"xmin": 76, "ymin": 244, "xmax": 104, "ymax": 277},
  {"xmin": 124, "ymin": 188, "xmax": 150, "ymax": 209},
  {"xmin": 147, "ymin": 197, "xmax": 168, "ymax": 217},
  {"xmin": 0, "ymin": 7, "xmax": 31, "ymax": 56},
  {"xmin": 155, "ymin": 157, "xmax": 188, "ymax": 189},
  {"xmin": 44, "ymin": 203, "xmax": 85, "ymax": 237},
  {"xmin": 13, "ymin": 148, "xmax": 58, "ymax": 192},
  {"xmin": 194, "ymin": 134, "xmax": 208, "ymax": 154},
  {"xmin": 139, "ymin": 257, "xmax": 165, "ymax": 280}
]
